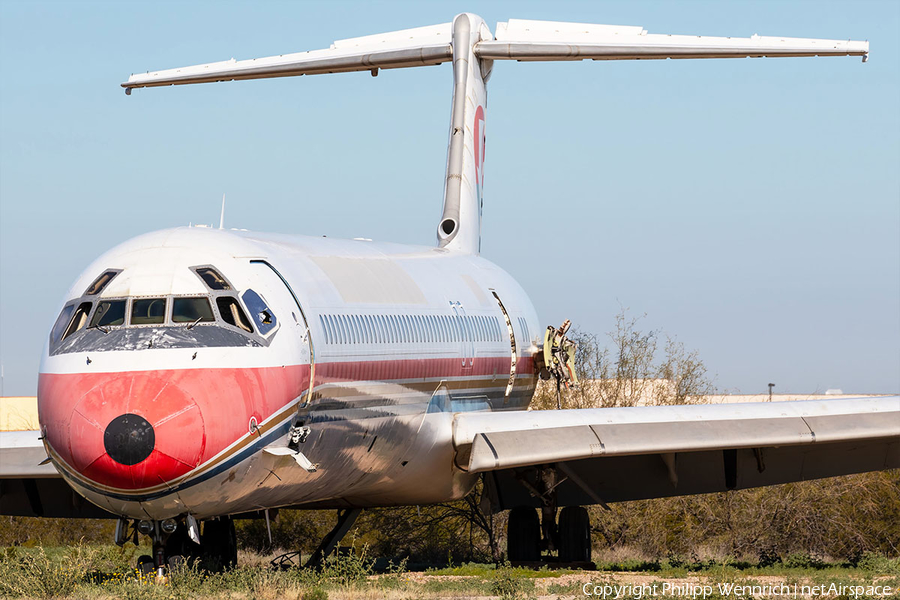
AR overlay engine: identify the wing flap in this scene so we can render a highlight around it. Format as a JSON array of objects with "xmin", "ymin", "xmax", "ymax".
[
  {"xmin": 0, "ymin": 430, "xmax": 57, "ymax": 479},
  {"xmin": 459, "ymin": 397, "xmax": 900, "ymax": 474}
]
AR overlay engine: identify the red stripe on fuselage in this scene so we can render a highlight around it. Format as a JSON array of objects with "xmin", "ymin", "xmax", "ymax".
[{"xmin": 38, "ymin": 354, "xmax": 534, "ymax": 491}]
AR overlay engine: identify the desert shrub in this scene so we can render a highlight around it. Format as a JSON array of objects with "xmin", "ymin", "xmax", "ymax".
[{"xmin": 490, "ymin": 562, "xmax": 536, "ymax": 599}]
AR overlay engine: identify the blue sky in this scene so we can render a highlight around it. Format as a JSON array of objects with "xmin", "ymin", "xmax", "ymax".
[{"xmin": 1, "ymin": 0, "xmax": 898, "ymax": 396}]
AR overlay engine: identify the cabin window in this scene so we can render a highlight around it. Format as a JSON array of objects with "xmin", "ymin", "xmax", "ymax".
[
  {"xmin": 195, "ymin": 267, "xmax": 231, "ymax": 290},
  {"xmin": 375, "ymin": 315, "xmax": 384, "ymax": 344},
  {"xmin": 403, "ymin": 315, "xmax": 412, "ymax": 343},
  {"xmin": 320, "ymin": 315, "xmax": 330, "ymax": 344},
  {"xmin": 217, "ymin": 297, "xmax": 253, "ymax": 333},
  {"xmin": 333, "ymin": 315, "xmax": 343, "ymax": 345},
  {"xmin": 50, "ymin": 303, "xmax": 76, "ymax": 343},
  {"xmin": 242, "ymin": 289, "xmax": 277, "ymax": 335},
  {"xmin": 84, "ymin": 270, "xmax": 120, "ymax": 296},
  {"xmin": 91, "ymin": 300, "xmax": 126, "ymax": 328},
  {"xmin": 327, "ymin": 315, "xmax": 336, "ymax": 344},
  {"xmin": 363, "ymin": 315, "xmax": 373, "ymax": 344},
  {"xmin": 131, "ymin": 298, "xmax": 167, "ymax": 325},
  {"xmin": 351, "ymin": 315, "xmax": 360, "ymax": 344},
  {"xmin": 338, "ymin": 315, "xmax": 346, "ymax": 344},
  {"xmin": 172, "ymin": 297, "xmax": 215, "ymax": 324},
  {"xmin": 60, "ymin": 302, "xmax": 93, "ymax": 341}
]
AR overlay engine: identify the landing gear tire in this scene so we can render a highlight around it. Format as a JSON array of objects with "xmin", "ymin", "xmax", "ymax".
[
  {"xmin": 164, "ymin": 521, "xmax": 202, "ymax": 568},
  {"xmin": 558, "ymin": 506, "xmax": 591, "ymax": 563},
  {"xmin": 137, "ymin": 555, "xmax": 154, "ymax": 576},
  {"xmin": 201, "ymin": 517, "xmax": 237, "ymax": 570},
  {"xmin": 507, "ymin": 507, "xmax": 541, "ymax": 562}
]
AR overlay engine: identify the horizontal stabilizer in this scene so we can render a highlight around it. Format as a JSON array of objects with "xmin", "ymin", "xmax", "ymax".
[
  {"xmin": 123, "ymin": 23, "xmax": 452, "ymax": 91},
  {"xmin": 475, "ymin": 18, "xmax": 869, "ymax": 62}
]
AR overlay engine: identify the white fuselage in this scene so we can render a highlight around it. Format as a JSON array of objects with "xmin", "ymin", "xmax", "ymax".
[{"xmin": 38, "ymin": 227, "xmax": 539, "ymax": 519}]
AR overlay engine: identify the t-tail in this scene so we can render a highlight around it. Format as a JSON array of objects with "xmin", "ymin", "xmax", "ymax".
[{"xmin": 122, "ymin": 14, "xmax": 868, "ymax": 255}]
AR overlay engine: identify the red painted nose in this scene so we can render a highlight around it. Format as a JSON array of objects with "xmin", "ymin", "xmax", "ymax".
[{"xmin": 40, "ymin": 372, "xmax": 206, "ymax": 490}]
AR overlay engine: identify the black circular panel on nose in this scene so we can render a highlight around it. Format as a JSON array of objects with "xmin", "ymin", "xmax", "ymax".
[{"xmin": 104, "ymin": 413, "xmax": 155, "ymax": 466}]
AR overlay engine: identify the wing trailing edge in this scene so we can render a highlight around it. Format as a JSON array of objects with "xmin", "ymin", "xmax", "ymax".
[
  {"xmin": 455, "ymin": 396, "xmax": 899, "ymax": 474},
  {"xmin": 475, "ymin": 18, "xmax": 869, "ymax": 62},
  {"xmin": 122, "ymin": 23, "xmax": 453, "ymax": 91}
]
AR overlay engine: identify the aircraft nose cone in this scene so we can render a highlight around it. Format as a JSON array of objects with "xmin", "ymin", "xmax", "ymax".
[
  {"xmin": 104, "ymin": 413, "xmax": 155, "ymax": 466},
  {"xmin": 39, "ymin": 371, "xmax": 207, "ymax": 490}
]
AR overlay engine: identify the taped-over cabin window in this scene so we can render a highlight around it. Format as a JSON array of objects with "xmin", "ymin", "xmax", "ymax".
[
  {"xmin": 131, "ymin": 298, "xmax": 167, "ymax": 325},
  {"xmin": 172, "ymin": 297, "xmax": 215, "ymax": 324},
  {"xmin": 217, "ymin": 297, "xmax": 253, "ymax": 333}
]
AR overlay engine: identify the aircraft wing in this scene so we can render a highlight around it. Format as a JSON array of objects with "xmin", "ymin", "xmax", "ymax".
[
  {"xmin": 453, "ymin": 397, "xmax": 899, "ymax": 510},
  {"xmin": 123, "ymin": 23, "xmax": 452, "ymax": 91},
  {"xmin": 0, "ymin": 430, "xmax": 117, "ymax": 518},
  {"xmin": 475, "ymin": 19, "xmax": 869, "ymax": 62}
]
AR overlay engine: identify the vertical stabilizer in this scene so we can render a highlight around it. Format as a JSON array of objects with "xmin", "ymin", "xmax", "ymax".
[{"xmin": 436, "ymin": 13, "xmax": 492, "ymax": 255}]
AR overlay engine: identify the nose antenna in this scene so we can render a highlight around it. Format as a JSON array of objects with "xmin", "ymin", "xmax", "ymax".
[{"xmin": 218, "ymin": 193, "xmax": 226, "ymax": 230}]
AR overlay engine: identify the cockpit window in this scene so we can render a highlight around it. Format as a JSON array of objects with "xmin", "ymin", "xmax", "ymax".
[
  {"xmin": 131, "ymin": 298, "xmax": 167, "ymax": 325},
  {"xmin": 172, "ymin": 297, "xmax": 215, "ymax": 324},
  {"xmin": 62, "ymin": 302, "xmax": 93, "ymax": 340},
  {"xmin": 241, "ymin": 289, "xmax": 277, "ymax": 335},
  {"xmin": 84, "ymin": 270, "xmax": 120, "ymax": 296},
  {"xmin": 51, "ymin": 303, "xmax": 76, "ymax": 343},
  {"xmin": 91, "ymin": 300, "xmax": 126, "ymax": 327},
  {"xmin": 195, "ymin": 267, "xmax": 231, "ymax": 290},
  {"xmin": 216, "ymin": 296, "xmax": 253, "ymax": 333}
]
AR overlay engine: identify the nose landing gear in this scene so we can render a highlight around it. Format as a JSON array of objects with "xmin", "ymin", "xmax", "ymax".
[{"xmin": 124, "ymin": 516, "xmax": 237, "ymax": 578}]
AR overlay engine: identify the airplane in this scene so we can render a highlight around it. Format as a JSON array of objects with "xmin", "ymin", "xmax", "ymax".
[{"xmin": 1, "ymin": 13, "xmax": 897, "ymax": 578}]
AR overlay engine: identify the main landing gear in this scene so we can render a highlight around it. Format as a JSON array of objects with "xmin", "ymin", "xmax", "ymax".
[
  {"xmin": 505, "ymin": 465, "xmax": 593, "ymax": 566},
  {"xmin": 119, "ymin": 515, "xmax": 237, "ymax": 577},
  {"xmin": 507, "ymin": 505, "xmax": 592, "ymax": 565}
]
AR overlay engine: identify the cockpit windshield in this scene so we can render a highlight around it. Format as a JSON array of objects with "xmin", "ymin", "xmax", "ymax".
[
  {"xmin": 91, "ymin": 300, "xmax": 126, "ymax": 327},
  {"xmin": 50, "ymin": 265, "xmax": 277, "ymax": 353},
  {"xmin": 131, "ymin": 298, "xmax": 166, "ymax": 325},
  {"xmin": 172, "ymin": 297, "xmax": 215, "ymax": 323}
]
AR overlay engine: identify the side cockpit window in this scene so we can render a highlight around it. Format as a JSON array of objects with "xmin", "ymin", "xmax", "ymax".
[
  {"xmin": 84, "ymin": 270, "xmax": 121, "ymax": 295},
  {"xmin": 172, "ymin": 297, "xmax": 215, "ymax": 324},
  {"xmin": 91, "ymin": 300, "xmax": 126, "ymax": 328},
  {"xmin": 241, "ymin": 289, "xmax": 277, "ymax": 336},
  {"xmin": 216, "ymin": 297, "xmax": 254, "ymax": 333},
  {"xmin": 50, "ymin": 303, "xmax": 76, "ymax": 343},
  {"xmin": 52, "ymin": 302, "xmax": 93, "ymax": 343}
]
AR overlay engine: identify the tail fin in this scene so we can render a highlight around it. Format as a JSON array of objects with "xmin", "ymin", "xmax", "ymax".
[{"xmin": 436, "ymin": 13, "xmax": 491, "ymax": 254}]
